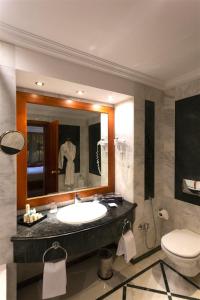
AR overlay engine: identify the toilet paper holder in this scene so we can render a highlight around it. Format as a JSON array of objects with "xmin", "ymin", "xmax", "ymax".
[{"xmin": 158, "ymin": 208, "xmax": 169, "ymax": 220}]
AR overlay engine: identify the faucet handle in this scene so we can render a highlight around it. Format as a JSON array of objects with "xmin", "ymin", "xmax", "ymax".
[
  {"xmin": 76, "ymin": 192, "xmax": 79, "ymax": 198},
  {"xmin": 74, "ymin": 193, "xmax": 81, "ymax": 201}
]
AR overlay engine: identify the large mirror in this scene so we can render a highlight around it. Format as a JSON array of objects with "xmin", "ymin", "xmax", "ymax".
[
  {"xmin": 17, "ymin": 92, "xmax": 114, "ymax": 209},
  {"xmin": 27, "ymin": 104, "xmax": 108, "ymax": 198}
]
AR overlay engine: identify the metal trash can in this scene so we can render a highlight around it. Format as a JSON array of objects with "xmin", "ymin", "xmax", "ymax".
[{"xmin": 97, "ymin": 248, "xmax": 113, "ymax": 280}]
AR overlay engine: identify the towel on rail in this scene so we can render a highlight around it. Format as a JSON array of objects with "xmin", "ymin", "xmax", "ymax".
[
  {"xmin": 42, "ymin": 259, "xmax": 67, "ymax": 299},
  {"xmin": 116, "ymin": 230, "xmax": 137, "ymax": 263}
]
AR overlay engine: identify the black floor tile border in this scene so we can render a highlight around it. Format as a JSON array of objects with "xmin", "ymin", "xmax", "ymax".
[
  {"xmin": 122, "ymin": 286, "xmax": 126, "ymax": 300},
  {"xmin": 130, "ymin": 245, "xmax": 161, "ymax": 265},
  {"xmin": 171, "ymin": 293, "xmax": 200, "ymax": 300},
  {"xmin": 96, "ymin": 260, "xmax": 160, "ymax": 299},
  {"xmin": 161, "ymin": 260, "xmax": 200, "ymax": 290},
  {"xmin": 127, "ymin": 283, "xmax": 168, "ymax": 295},
  {"xmin": 160, "ymin": 262, "xmax": 172, "ymax": 300},
  {"xmin": 97, "ymin": 259, "xmax": 200, "ymax": 300},
  {"xmin": 127, "ymin": 283, "xmax": 200, "ymax": 300}
]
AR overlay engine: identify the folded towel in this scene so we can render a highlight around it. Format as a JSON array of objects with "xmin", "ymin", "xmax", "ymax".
[
  {"xmin": 42, "ymin": 259, "xmax": 67, "ymax": 299},
  {"xmin": 116, "ymin": 230, "xmax": 137, "ymax": 263}
]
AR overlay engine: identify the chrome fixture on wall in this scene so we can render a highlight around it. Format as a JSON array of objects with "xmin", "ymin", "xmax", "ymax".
[
  {"xmin": 0, "ymin": 130, "xmax": 25, "ymax": 155},
  {"xmin": 114, "ymin": 137, "xmax": 126, "ymax": 153},
  {"xmin": 138, "ymin": 197, "xmax": 157, "ymax": 250}
]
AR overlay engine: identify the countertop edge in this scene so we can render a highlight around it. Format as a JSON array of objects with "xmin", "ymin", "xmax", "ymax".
[{"xmin": 11, "ymin": 202, "xmax": 137, "ymax": 241}]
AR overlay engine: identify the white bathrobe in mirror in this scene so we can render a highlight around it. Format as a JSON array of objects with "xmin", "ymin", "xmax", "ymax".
[{"xmin": 59, "ymin": 141, "xmax": 76, "ymax": 186}]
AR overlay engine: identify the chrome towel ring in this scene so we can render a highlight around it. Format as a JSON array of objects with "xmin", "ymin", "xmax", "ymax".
[
  {"xmin": 43, "ymin": 242, "xmax": 68, "ymax": 263},
  {"xmin": 122, "ymin": 219, "xmax": 132, "ymax": 236}
]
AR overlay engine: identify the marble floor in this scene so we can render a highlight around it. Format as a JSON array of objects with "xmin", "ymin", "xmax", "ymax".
[{"xmin": 17, "ymin": 250, "xmax": 200, "ymax": 300}]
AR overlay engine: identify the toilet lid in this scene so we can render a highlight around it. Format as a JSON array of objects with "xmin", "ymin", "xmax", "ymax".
[{"xmin": 161, "ymin": 229, "xmax": 200, "ymax": 258}]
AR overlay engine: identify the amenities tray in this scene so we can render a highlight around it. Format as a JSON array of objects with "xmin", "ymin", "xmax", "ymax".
[
  {"xmin": 17, "ymin": 215, "xmax": 47, "ymax": 227},
  {"xmin": 101, "ymin": 196, "xmax": 123, "ymax": 204}
]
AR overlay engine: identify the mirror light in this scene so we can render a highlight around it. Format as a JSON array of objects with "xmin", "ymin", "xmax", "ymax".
[
  {"xmin": 35, "ymin": 81, "xmax": 44, "ymax": 87},
  {"xmin": 108, "ymin": 96, "xmax": 114, "ymax": 102},
  {"xmin": 76, "ymin": 90, "xmax": 84, "ymax": 95}
]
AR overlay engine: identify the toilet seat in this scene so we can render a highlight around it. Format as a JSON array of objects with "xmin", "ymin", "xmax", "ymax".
[{"xmin": 161, "ymin": 229, "xmax": 200, "ymax": 258}]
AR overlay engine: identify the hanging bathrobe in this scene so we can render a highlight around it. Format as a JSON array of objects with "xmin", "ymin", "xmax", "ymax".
[{"xmin": 58, "ymin": 141, "xmax": 76, "ymax": 186}]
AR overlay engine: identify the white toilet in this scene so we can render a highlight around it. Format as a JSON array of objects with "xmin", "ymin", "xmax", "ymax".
[{"xmin": 161, "ymin": 229, "xmax": 200, "ymax": 277}]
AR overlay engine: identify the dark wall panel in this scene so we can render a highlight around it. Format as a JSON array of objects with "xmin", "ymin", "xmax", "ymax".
[
  {"xmin": 175, "ymin": 94, "xmax": 200, "ymax": 206},
  {"xmin": 145, "ymin": 100, "xmax": 155, "ymax": 200}
]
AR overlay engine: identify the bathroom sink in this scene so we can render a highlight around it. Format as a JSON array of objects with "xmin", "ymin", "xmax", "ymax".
[{"xmin": 56, "ymin": 202, "xmax": 107, "ymax": 224}]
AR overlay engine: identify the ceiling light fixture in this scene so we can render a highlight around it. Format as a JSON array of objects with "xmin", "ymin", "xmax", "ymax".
[
  {"xmin": 76, "ymin": 90, "xmax": 85, "ymax": 95},
  {"xmin": 108, "ymin": 95, "xmax": 114, "ymax": 102},
  {"xmin": 35, "ymin": 81, "xmax": 44, "ymax": 87}
]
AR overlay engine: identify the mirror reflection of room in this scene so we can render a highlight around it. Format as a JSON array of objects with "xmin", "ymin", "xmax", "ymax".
[{"xmin": 27, "ymin": 104, "xmax": 108, "ymax": 198}]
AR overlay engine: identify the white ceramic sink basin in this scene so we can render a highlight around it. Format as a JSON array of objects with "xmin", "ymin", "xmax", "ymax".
[{"xmin": 56, "ymin": 202, "xmax": 107, "ymax": 224}]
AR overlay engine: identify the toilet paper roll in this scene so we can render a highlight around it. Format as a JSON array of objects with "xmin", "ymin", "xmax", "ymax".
[{"xmin": 158, "ymin": 209, "xmax": 169, "ymax": 220}]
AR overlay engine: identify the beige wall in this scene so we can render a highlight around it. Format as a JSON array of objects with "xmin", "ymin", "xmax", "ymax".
[
  {"xmin": 133, "ymin": 84, "xmax": 163, "ymax": 257},
  {"xmin": 0, "ymin": 41, "xmax": 17, "ymax": 300},
  {"xmin": 115, "ymin": 85, "xmax": 164, "ymax": 257},
  {"xmin": 159, "ymin": 79, "xmax": 200, "ymax": 237},
  {"xmin": 115, "ymin": 99, "xmax": 134, "ymax": 202}
]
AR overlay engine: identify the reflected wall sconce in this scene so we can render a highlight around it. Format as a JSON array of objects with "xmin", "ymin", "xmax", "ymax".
[{"xmin": 114, "ymin": 137, "xmax": 127, "ymax": 153}]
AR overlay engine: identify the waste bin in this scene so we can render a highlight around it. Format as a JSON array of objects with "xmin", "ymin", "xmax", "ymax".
[{"xmin": 97, "ymin": 248, "xmax": 113, "ymax": 280}]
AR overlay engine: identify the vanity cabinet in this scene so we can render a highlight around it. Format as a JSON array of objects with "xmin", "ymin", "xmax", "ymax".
[{"xmin": 12, "ymin": 201, "xmax": 136, "ymax": 263}]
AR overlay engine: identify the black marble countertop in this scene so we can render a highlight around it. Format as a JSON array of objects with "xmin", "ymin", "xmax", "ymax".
[{"xmin": 12, "ymin": 200, "xmax": 137, "ymax": 241}]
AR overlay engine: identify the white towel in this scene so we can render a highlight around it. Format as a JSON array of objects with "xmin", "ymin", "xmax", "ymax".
[
  {"xmin": 116, "ymin": 230, "xmax": 137, "ymax": 263},
  {"xmin": 42, "ymin": 259, "xmax": 67, "ymax": 299}
]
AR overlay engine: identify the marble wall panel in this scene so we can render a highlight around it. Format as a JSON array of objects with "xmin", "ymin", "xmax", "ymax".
[{"xmin": 160, "ymin": 79, "xmax": 200, "ymax": 236}]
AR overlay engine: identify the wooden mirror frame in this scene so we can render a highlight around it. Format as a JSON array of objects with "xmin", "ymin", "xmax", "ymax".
[{"xmin": 17, "ymin": 91, "xmax": 115, "ymax": 209}]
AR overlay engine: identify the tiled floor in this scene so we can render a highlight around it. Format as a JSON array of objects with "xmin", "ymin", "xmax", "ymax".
[
  {"xmin": 17, "ymin": 250, "xmax": 200, "ymax": 300},
  {"xmin": 99, "ymin": 260, "xmax": 200, "ymax": 300}
]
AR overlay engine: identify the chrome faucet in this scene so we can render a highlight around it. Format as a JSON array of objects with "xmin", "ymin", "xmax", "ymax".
[{"xmin": 74, "ymin": 193, "xmax": 81, "ymax": 205}]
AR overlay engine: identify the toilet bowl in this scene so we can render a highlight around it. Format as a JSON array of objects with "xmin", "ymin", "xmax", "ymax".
[{"xmin": 161, "ymin": 229, "xmax": 200, "ymax": 277}]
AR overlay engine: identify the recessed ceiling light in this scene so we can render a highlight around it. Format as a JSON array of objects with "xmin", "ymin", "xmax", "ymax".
[
  {"xmin": 108, "ymin": 95, "xmax": 114, "ymax": 102},
  {"xmin": 76, "ymin": 90, "xmax": 85, "ymax": 95},
  {"xmin": 35, "ymin": 81, "xmax": 44, "ymax": 87}
]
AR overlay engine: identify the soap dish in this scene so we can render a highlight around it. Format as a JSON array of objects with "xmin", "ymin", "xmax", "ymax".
[{"xmin": 18, "ymin": 214, "xmax": 47, "ymax": 227}]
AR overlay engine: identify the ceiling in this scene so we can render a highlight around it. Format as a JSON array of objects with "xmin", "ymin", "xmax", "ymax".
[
  {"xmin": 28, "ymin": 103, "xmax": 100, "ymax": 120},
  {"xmin": 17, "ymin": 70, "xmax": 131, "ymax": 104},
  {"xmin": 0, "ymin": 0, "xmax": 200, "ymax": 89}
]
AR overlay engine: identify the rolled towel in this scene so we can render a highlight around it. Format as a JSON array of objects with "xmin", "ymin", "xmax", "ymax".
[
  {"xmin": 42, "ymin": 259, "xmax": 67, "ymax": 299},
  {"xmin": 116, "ymin": 230, "xmax": 137, "ymax": 263}
]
